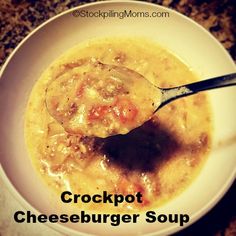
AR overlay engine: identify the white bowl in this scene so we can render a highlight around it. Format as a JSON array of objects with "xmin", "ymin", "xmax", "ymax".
[{"xmin": 0, "ymin": 1, "xmax": 235, "ymax": 235}]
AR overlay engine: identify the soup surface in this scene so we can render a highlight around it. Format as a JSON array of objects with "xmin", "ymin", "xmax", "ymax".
[{"xmin": 25, "ymin": 38, "xmax": 212, "ymax": 213}]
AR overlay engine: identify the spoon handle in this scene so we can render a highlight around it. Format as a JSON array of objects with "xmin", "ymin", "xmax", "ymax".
[{"xmin": 160, "ymin": 72, "xmax": 236, "ymax": 107}]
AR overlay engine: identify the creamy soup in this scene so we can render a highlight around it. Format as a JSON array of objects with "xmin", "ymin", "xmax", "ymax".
[{"xmin": 25, "ymin": 38, "xmax": 212, "ymax": 213}]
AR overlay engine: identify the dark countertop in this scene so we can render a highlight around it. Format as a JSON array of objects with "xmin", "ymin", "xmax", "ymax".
[
  {"xmin": 0, "ymin": 0, "xmax": 235, "ymax": 235},
  {"xmin": 0, "ymin": 0, "xmax": 235, "ymax": 66}
]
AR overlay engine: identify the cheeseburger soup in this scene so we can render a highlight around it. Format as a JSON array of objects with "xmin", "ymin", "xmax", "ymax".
[{"xmin": 25, "ymin": 38, "xmax": 212, "ymax": 212}]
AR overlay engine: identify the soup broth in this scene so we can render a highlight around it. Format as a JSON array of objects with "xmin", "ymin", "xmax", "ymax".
[{"xmin": 24, "ymin": 38, "xmax": 212, "ymax": 213}]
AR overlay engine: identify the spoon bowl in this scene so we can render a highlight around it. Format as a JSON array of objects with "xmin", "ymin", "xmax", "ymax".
[{"xmin": 45, "ymin": 58, "xmax": 161, "ymax": 138}]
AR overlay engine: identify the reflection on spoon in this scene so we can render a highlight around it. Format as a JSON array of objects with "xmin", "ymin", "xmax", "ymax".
[{"xmin": 45, "ymin": 58, "xmax": 236, "ymax": 138}]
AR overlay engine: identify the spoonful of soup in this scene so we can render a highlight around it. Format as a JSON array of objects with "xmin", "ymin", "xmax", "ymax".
[{"xmin": 45, "ymin": 58, "xmax": 236, "ymax": 138}]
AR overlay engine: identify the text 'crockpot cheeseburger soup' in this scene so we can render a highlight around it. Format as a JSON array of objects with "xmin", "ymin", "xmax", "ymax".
[{"xmin": 24, "ymin": 37, "xmax": 212, "ymax": 213}]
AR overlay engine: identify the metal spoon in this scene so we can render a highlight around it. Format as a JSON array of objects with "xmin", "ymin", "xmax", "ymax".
[{"xmin": 45, "ymin": 59, "xmax": 236, "ymax": 138}]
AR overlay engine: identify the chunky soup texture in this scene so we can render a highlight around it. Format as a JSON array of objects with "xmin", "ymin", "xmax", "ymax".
[
  {"xmin": 45, "ymin": 58, "xmax": 160, "ymax": 138},
  {"xmin": 25, "ymin": 38, "xmax": 212, "ymax": 212}
]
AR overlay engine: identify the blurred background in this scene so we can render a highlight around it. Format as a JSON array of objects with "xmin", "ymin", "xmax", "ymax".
[{"xmin": 0, "ymin": 0, "xmax": 235, "ymax": 235}]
